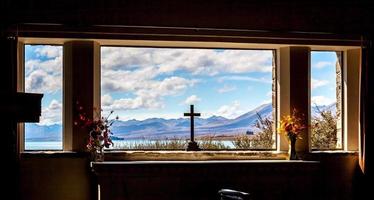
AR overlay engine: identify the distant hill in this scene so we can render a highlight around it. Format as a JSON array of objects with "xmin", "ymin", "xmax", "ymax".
[
  {"xmin": 25, "ymin": 123, "xmax": 62, "ymax": 141},
  {"xmin": 311, "ymin": 103, "xmax": 337, "ymax": 117},
  {"xmin": 26, "ymin": 102, "xmax": 336, "ymax": 141},
  {"xmin": 110, "ymin": 103, "xmax": 273, "ymax": 139}
]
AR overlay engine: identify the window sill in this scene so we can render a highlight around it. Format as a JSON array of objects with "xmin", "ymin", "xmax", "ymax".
[
  {"xmin": 303, "ymin": 150, "xmax": 358, "ymax": 160},
  {"xmin": 20, "ymin": 151, "xmax": 87, "ymax": 158},
  {"xmin": 104, "ymin": 150, "xmax": 288, "ymax": 161},
  {"xmin": 91, "ymin": 160, "xmax": 319, "ymax": 166},
  {"xmin": 19, "ymin": 149, "xmax": 359, "ymax": 161},
  {"xmin": 310, "ymin": 150, "xmax": 358, "ymax": 154}
]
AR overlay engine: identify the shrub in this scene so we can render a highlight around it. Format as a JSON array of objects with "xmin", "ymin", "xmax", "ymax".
[
  {"xmin": 232, "ymin": 113, "xmax": 275, "ymax": 149},
  {"xmin": 311, "ymin": 106, "xmax": 338, "ymax": 149}
]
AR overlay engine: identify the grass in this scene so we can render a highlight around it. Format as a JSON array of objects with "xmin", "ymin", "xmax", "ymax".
[
  {"xmin": 111, "ymin": 134, "xmax": 274, "ymax": 150},
  {"xmin": 113, "ymin": 138, "xmax": 188, "ymax": 150}
]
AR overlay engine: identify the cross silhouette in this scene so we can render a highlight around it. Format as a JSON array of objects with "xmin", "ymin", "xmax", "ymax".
[{"xmin": 184, "ymin": 104, "xmax": 201, "ymax": 151}]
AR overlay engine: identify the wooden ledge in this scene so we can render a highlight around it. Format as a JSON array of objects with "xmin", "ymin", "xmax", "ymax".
[
  {"xmin": 104, "ymin": 150, "xmax": 288, "ymax": 161},
  {"xmin": 92, "ymin": 160, "xmax": 319, "ymax": 165},
  {"xmin": 20, "ymin": 151, "xmax": 87, "ymax": 159},
  {"xmin": 90, "ymin": 159, "xmax": 321, "ymax": 178}
]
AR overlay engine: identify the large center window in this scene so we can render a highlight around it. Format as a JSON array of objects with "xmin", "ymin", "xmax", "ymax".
[{"xmin": 101, "ymin": 47, "xmax": 275, "ymax": 150}]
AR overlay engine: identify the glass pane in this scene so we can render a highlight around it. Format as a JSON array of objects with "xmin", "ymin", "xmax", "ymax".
[
  {"xmin": 24, "ymin": 45, "xmax": 63, "ymax": 150},
  {"xmin": 311, "ymin": 51, "xmax": 343, "ymax": 150},
  {"xmin": 101, "ymin": 47, "xmax": 275, "ymax": 150}
]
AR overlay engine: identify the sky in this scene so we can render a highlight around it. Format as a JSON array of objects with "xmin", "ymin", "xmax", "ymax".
[
  {"xmin": 311, "ymin": 51, "xmax": 339, "ymax": 107},
  {"xmin": 24, "ymin": 45, "xmax": 338, "ymax": 125},
  {"xmin": 100, "ymin": 47, "xmax": 273, "ymax": 121}
]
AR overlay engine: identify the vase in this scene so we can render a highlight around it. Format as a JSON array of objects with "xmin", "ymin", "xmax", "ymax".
[
  {"xmin": 91, "ymin": 147, "xmax": 104, "ymax": 162},
  {"xmin": 288, "ymin": 136, "xmax": 298, "ymax": 160}
]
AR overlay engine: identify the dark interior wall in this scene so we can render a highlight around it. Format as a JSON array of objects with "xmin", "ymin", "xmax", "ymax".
[
  {"xmin": 20, "ymin": 154, "xmax": 359, "ymax": 200},
  {"xmin": 2, "ymin": 0, "xmax": 374, "ymax": 34},
  {"xmin": 307, "ymin": 153, "xmax": 361, "ymax": 200},
  {"xmin": 20, "ymin": 156, "xmax": 92, "ymax": 200}
]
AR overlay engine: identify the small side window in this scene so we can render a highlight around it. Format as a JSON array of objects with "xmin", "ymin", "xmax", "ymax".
[
  {"xmin": 310, "ymin": 51, "xmax": 343, "ymax": 150},
  {"xmin": 24, "ymin": 45, "xmax": 63, "ymax": 150}
]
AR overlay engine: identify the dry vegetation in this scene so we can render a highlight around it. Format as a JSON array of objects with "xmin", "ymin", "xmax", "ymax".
[
  {"xmin": 112, "ymin": 113, "xmax": 275, "ymax": 150},
  {"xmin": 233, "ymin": 113, "xmax": 275, "ymax": 149},
  {"xmin": 311, "ymin": 106, "xmax": 338, "ymax": 149},
  {"xmin": 113, "ymin": 138, "xmax": 188, "ymax": 150},
  {"xmin": 112, "ymin": 108, "xmax": 337, "ymax": 150}
]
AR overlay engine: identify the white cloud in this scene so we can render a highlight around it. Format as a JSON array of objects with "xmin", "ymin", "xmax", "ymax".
[
  {"xmin": 101, "ymin": 92, "xmax": 163, "ymax": 111},
  {"xmin": 101, "ymin": 68, "xmax": 197, "ymax": 111},
  {"xmin": 101, "ymin": 47, "xmax": 155, "ymax": 70},
  {"xmin": 313, "ymin": 61, "xmax": 334, "ymax": 69},
  {"xmin": 216, "ymin": 101, "xmax": 244, "ymax": 119},
  {"xmin": 311, "ymin": 96, "xmax": 335, "ymax": 106},
  {"xmin": 261, "ymin": 91, "xmax": 272, "ymax": 105},
  {"xmin": 101, "ymin": 94, "xmax": 113, "ymax": 106},
  {"xmin": 25, "ymin": 46, "xmax": 62, "ymax": 93},
  {"xmin": 101, "ymin": 67, "xmax": 159, "ymax": 93},
  {"xmin": 261, "ymin": 99, "xmax": 272, "ymax": 105},
  {"xmin": 266, "ymin": 91, "xmax": 272, "ymax": 97},
  {"xmin": 109, "ymin": 96, "xmax": 163, "ymax": 110},
  {"xmin": 311, "ymin": 79, "xmax": 329, "ymax": 89},
  {"xmin": 183, "ymin": 95, "xmax": 201, "ymax": 105},
  {"xmin": 25, "ymin": 69, "xmax": 61, "ymax": 93},
  {"xmin": 218, "ymin": 75, "xmax": 271, "ymax": 84},
  {"xmin": 217, "ymin": 84, "xmax": 236, "ymax": 93},
  {"xmin": 35, "ymin": 46, "xmax": 62, "ymax": 58},
  {"xmin": 101, "ymin": 47, "xmax": 273, "ymax": 75},
  {"xmin": 101, "ymin": 65, "xmax": 197, "ymax": 94},
  {"xmin": 25, "ymin": 55, "xmax": 62, "ymax": 74},
  {"xmin": 101, "ymin": 76, "xmax": 196, "ymax": 111},
  {"xmin": 157, "ymin": 76, "xmax": 195, "ymax": 95},
  {"xmin": 39, "ymin": 99, "xmax": 62, "ymax": 125}
]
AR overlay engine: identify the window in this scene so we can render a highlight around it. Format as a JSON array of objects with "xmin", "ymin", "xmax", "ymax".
[
  {"xmin": 101, "ymin": 46, "xmax": 276, "ymax": 150},
  {"xmin": 310, "ymin": 51, "xmax": 343, "ymax": 150},
  {"xmin": 18, "ymin": 38, "xmax": 358, "ymax": 154},
  {"xmin": 24, "ymin": 45, "xmax": 63, "ymax": 150}
]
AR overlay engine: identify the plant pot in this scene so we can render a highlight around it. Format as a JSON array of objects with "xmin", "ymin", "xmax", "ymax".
[
  {"xmin": 91, "ymin": 148, "xmax": 104, "ymax": 162},
  {"xmin": 288, "ymin": 136, "xmax": 298, "ymax": 160}
]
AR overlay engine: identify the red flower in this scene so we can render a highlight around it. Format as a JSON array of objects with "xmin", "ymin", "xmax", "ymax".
[{"xmin": 74, "ymin": 101, "xmax": 119, "ymax": 152}]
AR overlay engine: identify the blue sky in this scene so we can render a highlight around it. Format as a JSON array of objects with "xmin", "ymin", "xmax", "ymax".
[
  {"xmin": 24, "ymin": 45, "xmax": 339, "ymax": 124},
  {"xmin": 311, "ymin": 51, "xmax": 338, "ymax": 107}
]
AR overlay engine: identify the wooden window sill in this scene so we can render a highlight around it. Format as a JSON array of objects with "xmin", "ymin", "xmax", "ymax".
[{"xmin": 104, "ymin": 150, "xmax": 288, "ymax": 161}]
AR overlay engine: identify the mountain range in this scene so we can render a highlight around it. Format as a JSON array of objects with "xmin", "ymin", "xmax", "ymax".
[
  {"xmin": 25, "ymin": 102, "xmax": 336, "ymax": 141},
  {"xmin": 110, "ymin": 103, "xmax": 272, "ymax": 139}
]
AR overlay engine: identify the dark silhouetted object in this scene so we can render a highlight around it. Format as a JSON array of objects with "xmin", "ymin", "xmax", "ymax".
[
  {"xmin": 1, "ymin": 93, "xmax": 43, "ymax": 122},
  {"xmin": 218, "ymin": 189, "xmax": 250, "ymax": 200},
  {"xmin": 184, "ymin": 104, "xmax": 201, "ymax": 151}
]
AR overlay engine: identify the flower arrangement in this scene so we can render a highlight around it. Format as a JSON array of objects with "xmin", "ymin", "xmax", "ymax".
[
  {"xmin": 74, "ymin": 102, "xmax": 118, "ymax": 161},
  {"xmin": 278, "ymin": 109, "xmax": 306, "ymax": 160},
  {"xmin": 278, "ymin": 109, "xmax": 306, "ymax": 140}
]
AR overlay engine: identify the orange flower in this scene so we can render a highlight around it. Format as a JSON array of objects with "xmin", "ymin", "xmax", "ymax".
[{"xmin": 278, "ymin": 109, "xmax": 306, "ymax": 140}]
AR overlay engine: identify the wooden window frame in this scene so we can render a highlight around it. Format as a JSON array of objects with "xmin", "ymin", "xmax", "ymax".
[{"xmin": 17, "ymin": 37, "xmax": 360, "ymax": 158}]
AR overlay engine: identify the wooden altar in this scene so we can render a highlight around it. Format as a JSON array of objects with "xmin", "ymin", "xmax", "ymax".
[{"xmin": 91, "ymin": 160, "xmax": 321, "ymax": 200}]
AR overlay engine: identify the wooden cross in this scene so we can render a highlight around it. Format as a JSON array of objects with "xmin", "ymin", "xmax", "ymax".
[{"xmin": 184, "ymin": 105, "xmax": 201, "ymax": 151}]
